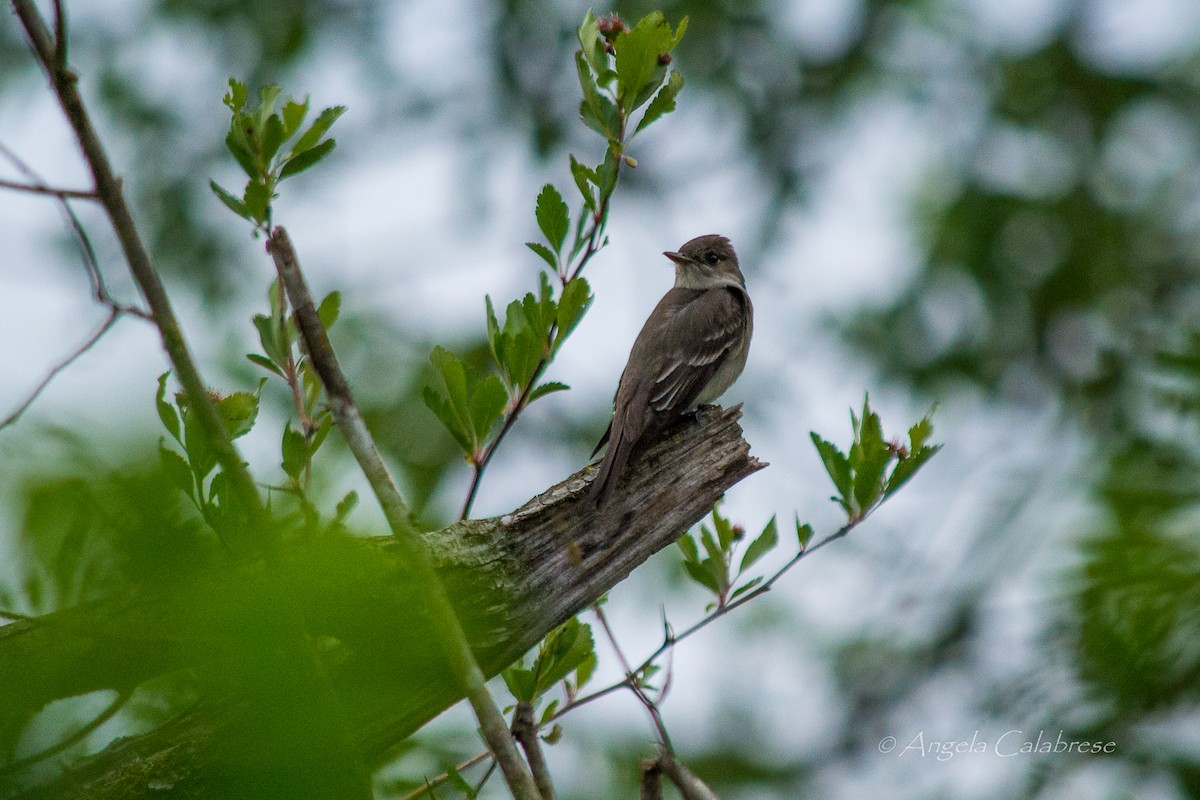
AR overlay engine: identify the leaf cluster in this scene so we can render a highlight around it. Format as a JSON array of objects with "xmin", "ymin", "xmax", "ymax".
[
  {"xmin": 210, "ymin": 78, "xmax": 345, "ymax": 230},
  {"xmin": 811, "ymin": 397, "xmax": 941, "ymax": 521},
  {"xmin": 501, "ymin": 617, "xmax": 598, "ymax": 740},
  {"xmin": 678, "ymin": 507, "xmax": 789, "ymax": 611}
]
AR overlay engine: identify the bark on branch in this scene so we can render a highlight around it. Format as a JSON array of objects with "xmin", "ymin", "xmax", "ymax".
[{"xmin": 2, "ymin": 405, "xmax": 763, "ymax": 799}]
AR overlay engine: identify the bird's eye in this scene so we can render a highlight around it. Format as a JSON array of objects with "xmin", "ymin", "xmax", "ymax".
[{"xmin": 704, "ymin": 253, "xmax": 720, "ymax": 265}]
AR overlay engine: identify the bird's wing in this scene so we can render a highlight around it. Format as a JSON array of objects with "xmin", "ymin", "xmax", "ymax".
[{"xmin": 642, "ymin": 286, "xmax": 748, "ymax": 415}]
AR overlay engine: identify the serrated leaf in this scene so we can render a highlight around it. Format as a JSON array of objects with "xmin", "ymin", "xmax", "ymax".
[
  {"xmin": 528, "ymin": 381, "xmax": 569, "ymax": 403},
  {"xmin": 535, "ymin": 184, "xmax": 570, "ymax": 253},
  {"xmin": 635, "ymin": 68, "xmax": 684, "ymax": 134},
  {"xmin": 317, "ymin": 291, "xmax": 341, "ymax": 330},
  {"xmin": 244, "ymin": 178, "xmax": 271, "ymax": 224},
  {"xmin": 223, "ymin": 77, "xmax": 248, "ymax": 113},
  {"xmin": 217, "ymin": 391, "xmax": 259, "ymax": 439},
  {"xmin": 554, "ymin": 277, "xmax": 592, "ymax": 349},
  {"xmin": 254, "ymin": 85, "xmax": 282, "ymax": 131},
  {"xmin": 156, "ymin": 372, "xmax": 181, "ymax": 443},
  {"xmin": 293, "ymin": 105, "xmax": 346, "ymax": 154},
  {"xmin": 811, "ymin": 433, "xmax": 852, "ymax": 508},
  {"xmin": 281, "ymin": 97, "xmax": 308, "ymax": 139},
  {"xmin": 422, "ymin": 385, "xmax": 471, "ymax": 455},
  {"xmin": 280, "ymin": 138, "xmax": 336, "ymax": 179},
  {"xmin": 909, "ymin": 415, "xmax": 934, "ymax": 452},
  {"xmin": 159, "ymin": 444, "xmax": 194, "ymax": 499},
  {"xmin": 739, "ymin": 515, "xmax": 778, "ymax": 574},
  {"xmin": 576, "ymin": 52, "xmax": 619, "ymax": 139},
  {"xmin": 209, "ymin": 180, "xmax": 250, "ymax": 219},
  {"xmin": 574, "ymin": 649, "xmax": 597, "ymax": 688},
  {"xmin": 526, "ymin": 241, "xmax": 557, "ymax": 269},
  {"xmin": 713, "ymin": 508, "xmax": 737, "ymax": 549},
  {"xmin": 429, "ymin": 346, "xmax": 469, "ymax": 413},
  {"xmin": 614, "ymin": 12, "xmax": 671, "ymax": 113},
  {"xmin": 281, "ymin": 424, "xmax": 308, "ymax": 480},
  {"xmin": 334, "ymin": 490, "xmax": 359, "ymax": 523}
]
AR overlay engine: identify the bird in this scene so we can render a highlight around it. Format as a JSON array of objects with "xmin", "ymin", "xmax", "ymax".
[{"xmin": 588, "ymin": 234, "xmax": 753, "ymax": 506}]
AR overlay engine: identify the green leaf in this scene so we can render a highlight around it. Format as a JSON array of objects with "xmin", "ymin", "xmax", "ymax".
[
  {"xmin": 577, "ymin": 10, "xmax": 607, "ymax": 73},
  {"xmin": 429, "ymin": 346, "xmax": 469, "ymax": 412},
  {"xmin": 531, "ymin": 618, "xmax": 595, "ymax": 697},
  {"xmin": 334, "ymin": 490, "xmax": 359, "ymax": 523},
  {"xmin": 317, "ymin": 291, "xmax": 342, "ymax": 330},
  {"xmin": 729, "ymin": 576, "xmax": 764, "ymax": 602},
  {"xmin": 635, "ymin": 69, "xmax": 684, "ymax": 134},
  {"xmin": 252, "ymin": 313, "xmax": 287, "ymax": 368},
  {"xmin": 222, "ymin": 77, "xmax": 248, "ymax": 113},
  {"xmin": 422, "ymin": 385, "xmax": 471, "ymax": 454},
  {"xmin": 280, "ymin": 138, "xmax": 336, "ymax": 179},
  {"xmin": 281, "ymin": 97, "xmax": 308, "ymax": 139},
  {"xmin": 614, "ymin": 12, "xmax": 671, "ymax": 113},
  {"xmin": 225, "ymin": 129, "xmax": 259, "ymax": 179},
  {"xmin": 526, "ymin": 242, "xmax": 557, "ymax": 270},
  {"xmin": 576, "ymin": 52, "xmax": 619, "ymax": 139},
  {"xmin": 244, "ymin": 178, "xmax": 271, "ymax": 224},
  {"xmin": 246, "ymin": 353, "xmax": 284, "ymax": 378},
  {"xmin": 909, "ymin": 415, "xmax": 934, "ymax": 452},
  {"xmin": 446, "ymin": 766, "xmax": 474, "ymax": 796},
  {"xmin": 501, "ymin": 664, "xmax": 536, "ymax": 703},
  {"xmin": 683, "ymin": 559, "xmax": 721, "ymax": 595},
  {"xmin": 851, "ymin": 399, "xmax": 890, "ymax": 513},
  {"xmin": 712, "ymin": 508, "xmax": 737, "ymax": 550},
  {"xmin": 254, "ymin": 85, "xmax": 282, "ymax": 132},
  {"xmin": 469, "ymin": 375, "xmax": 507, "ymax": 445},
  {"xmin": 811, "ymin": 433, "xmax": 853, "ymax": 509},
  {"xmin": 677, "ymin": 532, "xmax": 699, "ymax": 563},
  {"xmin": 554, "ymin": 277, "xmax": 592, "ymax": 349},
  {"xmin": 574, "ymin": 649, "xmax": 597, "ymax": 689},
  {"xmin": 528, "ymin": 381, "xmax": 569, "ymax": 403},
  {"xmin": 293, "ymin": 105, "xmax": 346, "ymax": 154},
  {"xmin": 796, "ymin": 519, "xmax": 814, "ymax": 549},
  {"xmin": 535, "ymin": 184, "xmax": 570, "ymax": 253},
  {"xmin": 739, "ymin": 515, "xmax": 778, "ymax": 574},
  {"xmin": 310, "ymin": 412, "xmax": 333, "ymax": 454},
  {"xmin": 209, "ymin": 180, "xmax": 250, "ymax": 219},
  {"xmin": 159, "ymin": 443, "xmax": 195, "ymax": 499},
  {"xmin": 261, "ymin": 113, "xmax": 285, "ymax": 163},
  {"xmin": 217, "ymin": 391, "xmax": 259, "ymax": 439},
  {"xmin": 281, "ymin": 424, "xmax": 308, "ymax": 480},
  {"xmin": 569, "ymin": 155, "xmax": 598, "ymax": 211},
  {"xmin": 155, "ymin": 372, "xmax": 181, "ymax": 443}
]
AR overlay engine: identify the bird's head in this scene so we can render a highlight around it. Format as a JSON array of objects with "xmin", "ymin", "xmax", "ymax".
[{"xmin": 663, "ymin": 234, "xmax": 744, "ymax": 290}]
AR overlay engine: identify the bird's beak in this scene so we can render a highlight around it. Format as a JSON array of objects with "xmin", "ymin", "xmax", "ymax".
[{"xmin": 663, "ymin": 250, "xmax": 690, "ymax": 266}]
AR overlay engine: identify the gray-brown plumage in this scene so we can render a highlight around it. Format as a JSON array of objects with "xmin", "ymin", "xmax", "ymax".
[{"xmin": 589, "ymin": 234, "xmax": 753, "ymax": 506}]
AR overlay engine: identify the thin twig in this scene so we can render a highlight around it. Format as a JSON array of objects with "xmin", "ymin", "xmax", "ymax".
[
  {"xmin": 13, "ymin": 0, "xmax": 267, "ymax": 545},
  {"xmin": 458, "ymin": 141, "xmax": 625, "ymax": 520},
  {"xmin": 267, "ymin": 227, "xmax": 544, "ymax": 800},
  {"xmin": 593, "ymin": 604, "xmax": 674, "ymax": 754},
  {"xmin": 0, "ymin": 177, "xmax": 96, "ymax": 199},
  {"xmin": 0, "ymin": 308, "xmax": 121, "ymax": 431},
  {"xmin": 0, "ymin": 690, "xmax": 130, "ymax": 775},
  {"xmin": 512, "ymin": 702, "xmax": 555, "ymax": 800},
  {"xmin": 400, "ymin": 752, "xmax": 495, "ymax": 800}
]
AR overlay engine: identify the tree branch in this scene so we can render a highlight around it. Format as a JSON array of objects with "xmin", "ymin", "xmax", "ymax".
[
  {"xmin": 5, "ymin": 405, "xmax": 762, "ymax": 799},
  {"xmin": 267, "ymin": 226, "xmax": 543, "ymax": 800}
]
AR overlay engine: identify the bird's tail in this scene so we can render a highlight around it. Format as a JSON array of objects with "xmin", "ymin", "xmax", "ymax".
[{"xmin": 588, "ymin": 430, "xmax": 635, "ymax": 507}]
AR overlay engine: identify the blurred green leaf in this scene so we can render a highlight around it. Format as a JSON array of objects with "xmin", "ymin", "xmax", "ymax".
[
  {"xmin": 535, "ymin": 184, "xmax": 569, "ymax": 253},
  {"xmin": 739, "ymin": 515, "xmax": 777, "ymax": 574},
  {"xmin": 209, "ymin": 180, "xmax": 250, "ymax": 219},
  {"xmin": 217, "ymin": 391, "xmax": 259, "ymax": 439},
  {"xmin": 155, "ymin": 372, "xmax": 181, "ymax": 443},
  {"xmin": 635, "ymin": 69, "xmax": 684, "ymax": 134},
  {"xmin": 280, "ymin": 138, "xmax": 336, "ymax": 179},
  {"xmin": 811, "ymin": 433, "xmax": 852, "ymax": 510},
  {"xmin": 292, "ymin": 105, "xmax": 346, "ymax": 154},
  {"xmin": 159, "ymin": 444, "xmax": 195, "ymax": 500},
  {"xmin": 528, "ymin": 381, "xmax": 569, "ymax": 403},
  {"xmin": 554, "ymin": 277, "xmax": 592, "ymax": 349},
  {"xmin": 281, "ymin": 425, "xmax": 308, "ymax": 480},
  {"xmin": 317, "ymin": 291, "xmax": 341, "ymax": 330}
]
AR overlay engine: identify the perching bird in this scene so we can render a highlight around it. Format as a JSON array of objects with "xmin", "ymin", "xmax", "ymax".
[{"xmin": 588, "ymin": 234, "xmax": 753, "ymax": 506}]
